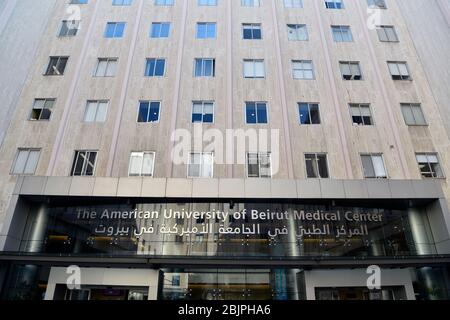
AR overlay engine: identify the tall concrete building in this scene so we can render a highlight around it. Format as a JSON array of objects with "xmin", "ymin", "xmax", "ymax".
[{"xmin": 0, "ymin": 0, "xmax": 449, "ymax": 300}]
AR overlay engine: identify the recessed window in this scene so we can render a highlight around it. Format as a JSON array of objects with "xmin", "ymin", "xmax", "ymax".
[
  {"xmin": 194, "ymin": 58, "xmax": 215, "ymax": 77},
  {"xmin": 298, "ymin": 103, "xmax": 320, "ymax": 125},
  {"xmin": 151, "ymin": 22, "xmax": 170, "ymax": 38},
  {"xmin": 246, "ymin": 102, "xmax": 268, "ymax": 124},
  {"xmin": 188, "ymin": 152, "xmax": 214, "ymax": 178},
  {"xmin": 339, "ymin": 61, "xmax": 362, "ymax": 80},
  {"xmin": 94, "ymin": 58, "xmax": 117, "ymax": 77},
  {"xmin": 401, "ymin": 103, "xmax": 427, "ymax": 126},
  {"xmin": 129, "ymin": 152, "xmax": 155, "ymax": 177},
  {"xmin": 30, "ymin": 99, "xmax": 55, "ymax": 121},
  {"xmin": 243, "ymin": 23, "xmax": 262, "ymax": 40},
  {"xmin": 247, "ymin": 153, "xmax": 272, "ymax": 178},
  {"xmin": 284, "ymin": 0, "xmax": 303, "ymax": 8},
  {"xmin": 59, "ymin": 20, "xmax": 80, "ymax": 37},
  {"xmin": 84, "ymin": 101, "xmax": 108, "ymax": 123},
  {"xmin": 11, "ymin": 149, "xmax": 40, "ymax": 175},
  {"xmin": 331, "ymin": 25, "xmax": 353, "ymax": 42},
  {"xmin": 104, "ymin": 22, "xmax": 126, "ymax": 38},
  {"xmin": 350, "ymin": 104, "xmax": 373, "ymax": 126},
  {"xmin": 198, "ymin": 0, "xmax": 217, "ymax": 6},
  {"xmin": 292, "ymin": 60, "xmax": 314, "ymax": 79},
  {"xmin": 305, "ymin": 153, "xmax": 329, "ymax": 178},
  {"xmin": 192, "ymin": 101, "xmax": 214, "ymax": 123},
  {"xmin": 388, "ymin": 61, "xmax": 411, "ymax": 80},
  {"xmin": 145, "ymin": 58, "xmax": 166, "ymax": 77},
  {"xmin": 196, "ymin": 22, "xmax": 216, "ymax": 39},
  {"xmin": 325, "ymin": 0, "xmax": 344, "ymax": 9},
  {"xmin": 137, "ymin": 101, "xmax": 161, "ymax": 123},
  {"xmin": 71, "ymin": 151, "xmax": 97, "ymax": 176},
  {"xmin": 361, "ymin": 154, "xmax": 387, "ymax": 178},
  {"xmin": 45, "ymin": 57, "xmax": 68, "ymax": 75},
  {"xmin": 367, "ymin": 0, "xmax": 386, "ymax": 8},
  {"xmin": 241, "ymin": 0, "xmax": 260, "ymax": 7},
  {"xmin": 377, "ymin": 26, "xmax": 398, "ymax": 42},
  {"xmin": 287, "ymin": 24, "xmax": 308, "ymax": 41},
  {"xmin": 243, "ymin": 59, "xmax": 265, "ymax": 78},
  {"xmin": 155, "ymin": 0, "xmax": 174, "ymax": 5},
  {"xmin": 416, "ymin": 153, "xmax": 444, "ymax": 178}
]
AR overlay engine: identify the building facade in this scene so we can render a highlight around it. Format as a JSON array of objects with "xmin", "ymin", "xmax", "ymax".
[{"xmin": 0, "ymin": 0, "xmax": 450, "ymax": 300}]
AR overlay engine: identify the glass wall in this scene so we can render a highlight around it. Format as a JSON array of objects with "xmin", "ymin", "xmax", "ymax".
[{"xmin": 17, "ymin": 200, "xmax": 436, "ymax": 258}]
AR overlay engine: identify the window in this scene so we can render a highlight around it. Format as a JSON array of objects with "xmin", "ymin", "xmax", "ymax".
[
  {"xmin": 137, "ymin": 101, "xmax": 161, "ymax": 123},
  {"xmin": 59, "ymin": 20, "xmax": 80, "ymax": 37},
  {"xmin": 246, "ymin": 102, "xmax": 268, "ymax": 124},
  {"xmin": 361, "ymin": 154, "xmax": 387, "ymax": 178},
  {"xmin": 247, "ymin": 153, "xmax": 271, "ymax": 178},
  {"xmin": 284, "ymin": 0, "xmax": 303, "ymax": 8},
  {"xmin": 243, "ymin": 23, "xmax": 262, "ymax": 40},
  {"xmin": 377, "ymin": 26, "xmax": 398, "ymax": 42},
  {"xmin": 104, "ymin": 22, "xmax": 126, "ymax": 38},
  {"xmin": 196, "ymin": 22, "xmax": 216, "ymax": 39},
  {"xmin": 113, "ymin": 0, "xmax": 132, "ymax": 5},
  {"xmin": 298, "ymin": 103, "xmax": 320, "ymax": 124},
  {"xmin": 145, "ymin": 58, "xmax": 166, "ymax": 76},
  {"xmin": 305, "ymin": 153, "xmax": 329, "ymax": 178},
  {"xmin": 241, "ymin": 0, "xmax": 260, "ymax": 7},
  {"xmin": 325, "ymin": 0, "xmax": 344, "ymax": 9},
  {"xmin": 388, "ymin": 62, "xmax": 410, "ymax": 80},
  {"xmin": 287, "ymin": 24, "xmax": 308, "ymax": 41},
  {"xmin": 151, "ymin": 22, "xmax": 170, "ymax": 38},
  {"xmin": 71, "ymin": 151, "xmax": 97, "ymax": 176},
  {"xmin": 243, "ymin": 59, "xmax": 265, "ymax": 78},
  {"xmin": 188, "ymin": 152, "xmax": 214, "ymax": 178},
  {"xmin": 84, "ymin": 101, "xmax": 108, "ymax": 123},
  {"xmin": 155, "ymin": 0, "xmax": 174, "ymax": 5},
  {"xmin": 94, "ymin": 58, "xmax": 117, "ymax": 77},
  {"xmin": 339, "ymin": 61, "xmax": 362, "ymax": 80},
  {"xmin": 192, "ymin": 101, "xmax": 214, "ymax": 123},
  {"xmin": 350, "ymin": 104, "xmax": 373, "ymax": 125},
  {"xmin": 11, "ymin": 149, "xmax": 40, "ymax": 175},
  {"xmin": 416, "ymin": 153, "xmax": 444, "ymax": 178},
  {"xmin": 129, "ymin": 152, "xmax": 155, "ymax": 176},
  {"xmin": 367, "ymin": 0, "xmax": 386, "ymax": 9},
  {"xmin": 30, "ymin": 99, "xmax": 55, "ymax": 121},
  {"xmin": 198, "ymin": 0, "xmax": 217, "ymax": 5},
  {"xmin": 401, "ymin": 103, "xmax": 427, "ymax": 126},
  {"xmin": 45, "ymin": 57, "xmax": 68, "ymax": 75},
  {"xmin": 194, "ymin": 58, "xmax": 215, "ymax": 77},
  {"xmin": 292, "ymin": 60, "xmax": 314, "ymax": 79},
  {"xmin": 331, "ymin": 25, "xmax": 353, "ymax": 42}
]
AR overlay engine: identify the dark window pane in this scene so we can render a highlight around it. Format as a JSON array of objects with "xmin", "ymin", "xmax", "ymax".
[
  {"xmin": 246, "ymin": 103, "xmax": 257, "ymax": 124},
  {"xmin": 148, "ymin": 103, "xmax": 160, "ymax": 122},
  {"xmin": 317, "ymin": 155, "xmax": 329, "ymax": 178},
  {"xmin": 299, "ymin": 103, "xmax": 310, "ymax": 124},
  {"xmin": 155, "ymin": 60, "xmax": 165, "ymax": 76},
  {"xmin": 310, "ymin": 104, "xmax": 320, "ymax": 124},
  {"xmin": 256, "ymin": 103, "xmax": 267, "ymax": 123},
  {"xmin": 243, "ymin": 29, "xmax": 252, "ymax": 39},
  {"xmin": 138, "ymin": 102, "xmax": 149, "ymax": 122}
]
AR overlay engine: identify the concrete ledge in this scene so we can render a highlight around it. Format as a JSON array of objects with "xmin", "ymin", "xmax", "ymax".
[
  {"xmin": 192, "ymin": 179, "xmax": 219, "ymax": 198},
  {"xmin": 44, "ymin": 177, "xmax": 71, "ymax": 196},
  {"xmin": 166, "ymin": 178, "xmax": 192, "ymax": 198},
  {"xmin": 21, "ymin": 176, "xmax": 47, "ymax": 195},
  {"xmin": 12, "ymin": 176, "xmax": 446, "ymax": 200},
  {"xmin": 245, "ymin": 179, "xmax": 271, "ymax": 198},
  {"xmin": 69, "ymin": 177, "xmax": 95, "ymax": 196},
  {"xmin": 141, "ymin": 178, "xmax": 166, "ymax": 197},
  {"xmin": 218, "ymin": 179, "xmax": 245, "ymax": 198}
]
